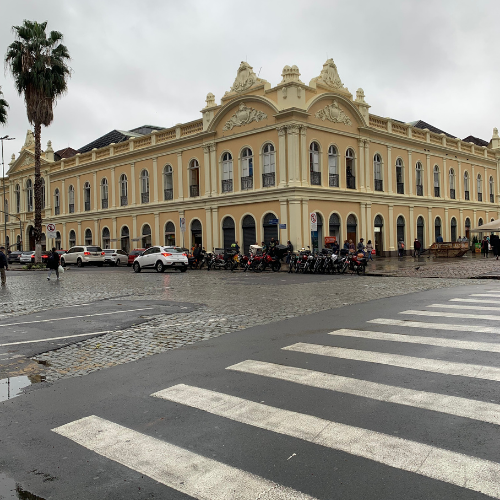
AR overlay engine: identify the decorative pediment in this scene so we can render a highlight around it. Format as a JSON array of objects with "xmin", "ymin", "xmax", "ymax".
[
  {"xmin": 222, "ymin": 103, "xmax": 268, "ymax": 131},
  {"xmin": 310, "ymin": 59, "xmax": 345, "ymax": 91},
  {"xmin": 224, "ymin": 62, "xmax": 269, "ymax": 97},
  {"xmin": 315, "ymin": 100, "xmax": 352, "ymax": 126},
  {"xmin": 7, "ymin": 149, "xmax": 48, "ymax": 175}
]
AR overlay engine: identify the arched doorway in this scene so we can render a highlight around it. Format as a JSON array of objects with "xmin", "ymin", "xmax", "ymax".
[
  {"xmin": 451, "ymin": 217, "xmax": 457, "ymax": 242},
  {"xmin": 84, "ymin": 229, "xmax": 92, "ymax": 246},
  {"xmin": 142, "ymin": 224, "xmax": 152, "ymax": 248},
  {"xmin": 27, "ymin": 225, "xmax": 35, "ymax": 251},
  {"xmin": 41, "ymin": 233, "xmax": 46, "ymax": 251},
  {"xmin": 242, "ymin": 215, "xmax": 256, "ymax": 254},
  {"xmin": 435, "ymin": 217, "xmax": 442, "ymax": 242},
  {"xmin": 397, "ymin": 216, "xmax": 405, "ymax": 244},
  {"xmin": 329, "ymin": 213, "xmax": 340, "ymax": 242},
  {"xmin": 55, "ymin": 231, "xmax": 61, "ymax": 250},
  {"xmin": 222, "ymin": 216, "xmax": 235, "ymax": 250},
  {"xmin": 191, "ymin": 219, "xmax": 202, "ymax": 247},
  {"xmin": 311, "ymin": 212, "xmax": 323, "ymax": 251},
  {"xmin": 346, "ymin": 214, "xmax": 357, "ymax": 244},
  {"xmin": 69, "ymin": 230, "xmax": 76, "ymax": 248},
  {"xmin": 374, "ymin": 215, "xmax": 383, "ymax": 256},
  {"xmin": 102, "ymin": 227, "xmax": 110, "ymax": 249},
  {"xmin": 465, "ymin": 217, "xmax": 471, "ymax": 240},
  {"xmin": 121, "ymin": 226, "xmax": 130, "ymax": 253},
  {"xmin": 165, "ymin": 221, "xmax": 175, "ymax": 246},
  {"xmin": 417, "ymin": 216, "xmax": 425, "ymax": 249},
  {"xmin": 16, "ymin": 235, "xmax": 21, "ymax": 251},
  {"xmin": 263, "ymin": 213, "xmax": 278, "ymax": 246}
]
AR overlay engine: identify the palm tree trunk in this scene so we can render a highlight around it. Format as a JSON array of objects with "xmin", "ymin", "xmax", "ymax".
[{"xmin": 34, "ymin": 121, "xmax": 43, "ymax": 263}]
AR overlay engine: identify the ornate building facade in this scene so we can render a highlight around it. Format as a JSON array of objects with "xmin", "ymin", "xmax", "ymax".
[{"xmin": 1, "ymin": 59, "xmax": 500, "ymax": 255}]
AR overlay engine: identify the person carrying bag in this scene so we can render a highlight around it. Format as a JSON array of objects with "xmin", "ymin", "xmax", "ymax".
[{"xmin": 47, "ymin": 248, "xmax": 61, "ymax": 280}]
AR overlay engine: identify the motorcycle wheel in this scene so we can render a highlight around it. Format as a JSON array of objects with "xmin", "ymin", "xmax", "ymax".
[
  {"xmin": 341, "ymin": 263, "xmax": 348, "ymax": 274},
  {"xmin": 357, "ymin": 265, "xmax": 366, "ymax": 275},
  {"xmin": 272, "ymin": 262, "xmax": 281, "ymax": 272}
]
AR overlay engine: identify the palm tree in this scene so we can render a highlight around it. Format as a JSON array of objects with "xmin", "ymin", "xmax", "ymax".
[
  {"xmin": 5, "ymin": 20, "xmax": 70, "ymax": 261},
  {"xmin": 0, "ymin": 86, "xmax": 8, "ymax": 125}
]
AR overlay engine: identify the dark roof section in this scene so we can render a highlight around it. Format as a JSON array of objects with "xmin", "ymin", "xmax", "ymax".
[
  {"xmin": 407, "ymin": 120, "xmax": 456, "ymax": 139},
  {"xmin": 54, "ymin": 147, "xmax": 78, "ymax": 160},
  {"xmin": 128, "ymin": 125, "xmax": 165, "ymax": 135},
  {"xmin": 462, "ymin": 135, "xmax": 489, "ymax": 147}
]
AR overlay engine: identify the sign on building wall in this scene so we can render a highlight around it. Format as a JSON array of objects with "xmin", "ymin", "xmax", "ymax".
[
  {"xmin": 310, "ymin": 212, "xmax": 317, "ymax": 231},
  {"xmin": 46, "ymin": 223, "xmax": 57, "ymax": 239}
]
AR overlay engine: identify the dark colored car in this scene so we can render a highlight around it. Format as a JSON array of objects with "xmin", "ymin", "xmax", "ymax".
[
  {"xmin": 7, "ymin": 251, "xmax": 23, "ymax": 264},
  {"xmin": 127, "ymin": 249, "xmax": 145, "ymax": 267}
]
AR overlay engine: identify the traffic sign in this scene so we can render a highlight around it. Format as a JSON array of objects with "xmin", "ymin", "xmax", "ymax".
[
  {"xmin": 268, "ymin": 218, "xmax": 279, "ymax": 225},
  {"xmin": 310, "ymin": 212, "xmax": 317, "ymax": 231},
  {"xmin": 279, "ymin": 224, "xmax": 286, "ymax": 229},
  {"xmin": 46, "ymin": 223, "xmax": 57, "ymax": 239}
]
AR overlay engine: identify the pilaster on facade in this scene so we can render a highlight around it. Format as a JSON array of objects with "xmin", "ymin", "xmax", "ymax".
[
  {"xmin": 132, "ymin": 215, "xmax": 137, "ymax": 246},
  {"xmin": 94, "ymin": 219, "xmax": 99, "ymax": 246},
  {"xmin": 110, "ymin": 168, "xmax": 116, "ymax": 208},
  {"xmin": 442, "ymin": 158, "xmax": 448, "ymax": 201},
  {"xmin": 388, "ymin": 205, "xmax": 395, "ymax": 251},
  {"xmin": 211, "ymin": 207, "xmax": 219, "ymax": 248},
  {"xmin": 62, "ymin": 222, "xmax": 67, "ymax": 249},
  {"xmin": 286, "ymin": 124, "xmax": 300, "ymax": 187},
  {"xmin": 130, "ymin": 163, "xmax": 136, "ymax": 206},
  {"xmin": 427, "ymin": 207, "xmax": 433, "ymax": 245},
  {"xmin": 177, "ymin": 153, "xmax": 184, "ymax": 201},
  {"xmin": 112, "ymin": 217, "xmax": 117, "ymax": 244},
  {"xmin": 457, "ymin": 161, "xmax": 462, "ymax": 201},
  {"xmin": 364, "ymin": 140, "xmax": 370, "ymax": 192},
  {"xmin": 387, "ymin": 147, "xmax": 393, "ymax": 194},
  {"xmin": 471, "ymin": 165, "xmax": 475, "ymax": 202},
  {"xmin": 473, "ymin": 209, "xmax": 477, "ymax": 227},
  {"xmin": 366, "ymin": 203, "xmax": 372, "ymax": 245},
  {"xmin": 288, "ymin": 199, "xmax": 301, "ymax": 251},
  {"xmin": 209, "ymin": 144, "xmax": 217, "ymax": 197},
  {"xmin": 409, "ymin": 206, "xmax": 414, "ymax": 249},
  {"xmin": 444, "ymin": 208, "xmax": 449, "ymax": 241},
  {"xmin": 279, "ymin": 199, "xmax": 288, "ymax": 243},
  {"xmin": 357, "ymin": 139, "xmax": 364, "ymax": 191},
  {"xmin": 299, "ymin": 126, "xmax": 308, "ymax": 187},
  {"xmin": 154, "ymin": 213, "xmax": 160, "ymax": 246},
  {"xmin": 277, "ymin": 126, "xmax": 287, "ymax": 188},
  {"xmin": 426, "ymin": 155, "xmax": 431, "ymax": 198},
  {"xmin": 76, "ymin": 175, "xmax": 81, "ymax": 213},
  {"xmin": 77, "ymin": 221, "xmax": 82, "ymax": 245},
  {"xmin": 407, "ymin": 151, "xmax": 413, "ymax": 196},
  {"xmin": 301, "ymin": 199, "xmax": 310, "ymax": 249},
  {"xmin": 153, "ymin": 158, "xmax": 159, "ymax": 203},
  {"xmin": 93, "ymin": 172, "xmax": 98, "ymax": 210},
  {"xmin": 203, "ymin": 146, "xmax": 211, "ymax": 197},
  {"xmin": 459, "ymin": 209, "xmax": 463, "ymax": 237},
  {"xmin": 204, "ymin": 207, "xmax": 213, "ymax": 250},
  {"xmin": 61, "ymin": 179, "xmax": 66, "ymax": 215}
]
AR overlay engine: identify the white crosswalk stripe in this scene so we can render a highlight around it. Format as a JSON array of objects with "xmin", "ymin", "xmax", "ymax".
[
  {"xmin": 328, "ymin": 328, "xmax": 500, "ymax": 353},
  {"xmin": 369, "ymin": 317, "xmax": 500, "ymax": 334},
  {"xmin": 228, "ymin": 359, "xmax": 500, "ymax": 425},
  {"xmin": 283, "ymin": 342, "xmax": 500, "ymax": 381},
  {"xmin": 428, "ymin": 303, "xmax": 500, "ymax": 312},
  {"xmin": 451, "ymin": 298, "xmax": 500, "ymax": 304},
  {"xmin": 153, "ymin": 384, "xmax": 500, "ymax": 499},
  {"xmin": 470, "ymin": 294, "xmax": 500, "ymax": 298},
  {"xmin": 53, "ymin": 415, "xmax": 317, "ymax": 500},
  {"xmin": 401, "ymin": 309, "xmax": 500, "ymax": 321}
]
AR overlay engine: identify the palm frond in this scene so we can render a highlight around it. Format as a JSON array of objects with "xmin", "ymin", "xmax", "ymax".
[{"xmin": 0, "ymin": 86, "xmax": 8, "ymax": 125}]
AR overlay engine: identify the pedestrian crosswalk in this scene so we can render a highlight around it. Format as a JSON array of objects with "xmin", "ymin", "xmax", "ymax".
[{"xmin": 52, "ymin": 289, "xmax": 500, "ymax": 499}]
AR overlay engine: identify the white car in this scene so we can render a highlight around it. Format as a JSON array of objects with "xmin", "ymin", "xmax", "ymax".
[
  {"xmin": 61, "ymin": 246, "xmax": 105, "ymax": 267},
  {"xmin": 20, "ymin": 251, "xmax": 35, "ymax": 263},
  {"xmin": 103, "ymin": 249, "xmax": 128, "ymax": 266},
  {"xmin": 133, "ymin": 246, "xmax": 188, "ymax": 273}
]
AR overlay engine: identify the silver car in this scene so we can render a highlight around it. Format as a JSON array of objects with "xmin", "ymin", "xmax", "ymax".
[
  {"xmin": 133, "ymin": 246, "xmax": 188, "ymax": 273},
  {"xmin": 19, "ymin": 251, "xmax": 35, "ymax": 263},
  {"xmin": 61, "ymin": 246, "xmax": 105, "ymax": 267},
  {"xmin": 103, "ymin": 249, "xmax": 128, "ymax": 266}
]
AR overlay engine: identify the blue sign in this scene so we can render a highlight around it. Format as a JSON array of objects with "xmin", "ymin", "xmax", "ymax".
[
  {"xmin": 268, "ymin": 218, "xmax": 279, "ymax": 225},
  {"xmin": 279, "ymin": 224, "xmax": 286, "ymax": 229}
]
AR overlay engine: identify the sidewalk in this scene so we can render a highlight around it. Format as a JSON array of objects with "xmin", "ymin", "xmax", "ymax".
[{"xmin": 365, "ymin": 252, "xmax": 500, "ymax": 279}]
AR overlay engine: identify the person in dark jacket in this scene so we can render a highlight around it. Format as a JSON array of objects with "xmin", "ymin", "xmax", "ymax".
[
  {"xmin": 0, "ymin": 246, "xmax": 8, "ymax": 286},
  {"xmin": 331, "ymin": 240, "xmax": 339, "ymax": 254},
  {"xmin": 47, "ymin": 247, "xmax": 60, "ymax": 280},
  {"xmin": 481, "ymin": 236, "xmax": 489, "ymax": 258}
]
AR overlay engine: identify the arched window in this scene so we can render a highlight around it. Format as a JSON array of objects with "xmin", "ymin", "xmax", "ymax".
[
  {"xmin": 163, "ymin": 165, "xmax": 173, "ymax": 200},
  {"xmin": 120, "ymin": 174, "xmax": 128, "ymax": 206},
  {"xmin": 101, "ymin": 178, "xmax": 108, "ymax": 208},
  {"xmin": 374, "ymin": 154, "xmax": 383, "ymax": 191},
  {"xmin": 26, "ymin": 179, "xmax": 33, "ymax": 212},
  {"xmin": 141, "ymin": 224, "xmax": 151, "ymax": 248},
  {"xmin": 397, "ymin": 216, "xmax": 405, "ymax": 243},
  {"xmin": 477, "ymin": 174, "xmax": 483, "ymax": 201},
  {"xmin": 416, "ymin": 162, "xmax": 423, "ymax": 196},
  {"xmin": 346, "ymin": 214, "xmax": 357, "ymax": 242},
  {"xmin": 309, "ymin": 142, "xmax": 320, "ymax": 185},
  {"xmin": 222, "ymin": 216, "xmax": 235, "ymax": 250},
  {"xmin": 140, "ymin": 170, "xmax": 150, "ymax": 203},
  {"xmin": 478, "ymin": 217, "xmax": 483, "ymax": 227},
  {"xmin": 69, "ymin": 229, "xmax": 76, "ymax": 248},
  {"xmin": 15, "ymin": 184, "xmax": 20, "ymax": 213},
  {"xmin": 464, "ymin": 171, "xmax": 470, "ymax": 200},
  {"xmin": 40, "ymin": 178, "xmax": 46, "ymax": 209},
  {"xmin": 489, "ymin": 176, "xmax": 494, "ymax": 203},
  {"xmin": 165, "ymin": 221, "xmax": 175, "ymax": 246},
  {"xmin": 189, "ymin": 159, "xmax": 200, "ymax": 197},
  {"xmin": 346, "ymin": 149, "xmax": 355, "ymax": 189},
  {"xmin": 83, "ymin": 181, "xmax": 91, "ymax": 211},
  {"xmin": 68, "ymin": 185, "xmax": 75, "ymax": 213},
  {"xmin": 84, "ymin": 228, "xmax": 92, "ymax": 246},
  {"xmin": 263, "ymin": 213, "xmax": 279, "ymax": 246},
  {"xmin": 55, "ymin": 231, "xmax": 61, "ymax": 250},
  {"xmin": 16, "ymin": 234, "xmax": 21, "ymax": 251},
  {"xmin": 242, "ymin": 215, "xmax": 256, "ymax": 255},
  {"xmin": 191, "ymin": 219, "xmax": 202, "ymax": 247},
  {"xmin": 464, "ymin": 217, "xmax": 471, "ymax": 240},
  {"xmin": 328, "ymin": 146, "xmax": 339, "ymax": 187},
  {"xmin": 433, "ymin": 165, "xmax": 440, "ymax": 197},
  {"xmin": 54, "ymin": 188, "xmax": 60, "ymax": 215},
  {"xmin": 396, "ymin": 158, "xmax": 404, "ymax": 194},
  {"xmin": 329, "ymin": 213, "xmax": 340, "ymax": 239},
  {"xmin": 435, "ymin": 217, "xmax": 442, "ymax": 241},
  {"xmin": 241, "ymin": 148, "xmax": 253, "ymax": 190},
  {"xmin": 121, "ymin": 226, "xmax": 130, "ymax": 253},
  {"xmin": 450, "ymin": 217, "xmax": 457, "ymax": 242},
  {"xmin": 102, "ymin": 227, "xmax": 110, "ymax": 249},
  {"xmin": 449, "ymin": 169, "xmax": 455, "ymax": 199},
  {"xmin": 221, "ymin": 153, "xmax": 233, "ymax": 193},
  {"xmin": 262, "ymin": 143, "xmax": 276, "ymax": 187}
]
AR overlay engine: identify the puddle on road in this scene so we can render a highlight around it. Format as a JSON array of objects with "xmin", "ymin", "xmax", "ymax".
[
  {"xmin": 0, "ymin": 473, "xmax": 46, "ymax": 499},
  {"xmin": 0, "ymin": 374, "xmax": 45, "ymax": 402}
]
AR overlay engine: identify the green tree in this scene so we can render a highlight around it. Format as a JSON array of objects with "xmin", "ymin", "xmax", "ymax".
[
  {"xmin": 0, "ymin": 86, "xmax": 8, "ymax": 125},
  {"xmin": 5, "ymin": 20, "xmax": 70, "ymax": 261}
]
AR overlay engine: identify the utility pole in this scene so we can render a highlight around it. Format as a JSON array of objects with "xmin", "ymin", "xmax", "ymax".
[{"xmin": 1, "ymin": 135, "xmax": 15, "ymax": 250}]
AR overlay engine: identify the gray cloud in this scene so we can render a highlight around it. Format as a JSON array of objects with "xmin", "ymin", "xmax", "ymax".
[{"xmin": 1, "ymin": 0, "xmax": 499, "ymax": 168}]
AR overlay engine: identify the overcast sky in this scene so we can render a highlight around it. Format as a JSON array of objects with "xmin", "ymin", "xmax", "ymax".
[{"xmin": 1, "ymin": 0, "xmax": 499, "ymax": 171}]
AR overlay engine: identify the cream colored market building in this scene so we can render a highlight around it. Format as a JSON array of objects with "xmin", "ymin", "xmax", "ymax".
[{"xmin": 2, "ymin": 59, "xmax": 500, "ymax": 256}]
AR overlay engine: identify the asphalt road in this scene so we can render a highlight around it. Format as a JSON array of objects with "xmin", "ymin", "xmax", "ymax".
[{"xmin": 1, "ymin": 283, "xmax": 500, "ymax": 499}]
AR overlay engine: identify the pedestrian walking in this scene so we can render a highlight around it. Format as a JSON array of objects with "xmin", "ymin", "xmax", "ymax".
[
  {"xmin": 481, "ymin": 236, "xmax": 489, "ymax": 258},
  {"xmin": 286, "ymin": 240, "xmax": 293, "ymax": 267},
  {"xmin": 365, "ymin": 240, "xmax": 374, "ymax": 260},
  {"xmin": 0, "ymin": 246, "xmax": 8, "ymax": 286},
  {"xmin": 348, "ymin": 239, "xmax": 355, "ymax": 254},
  {"xmin": 46, "ymin": 247, "xmax": 60, "ymax": 280},
  {"xmin": 398, "ymin": 238, "xmax": 405, "ymax": 257},
  {"xmin": 357, "ymin": 238, "xmax": 365, "ymax": 254},
  {"xmin": 343, "ymin": 240, "xmax": 349, "ymax": 251},
  {"xmin": 413, "ymin": 238, "xmax": 421, "ymax": 257}
]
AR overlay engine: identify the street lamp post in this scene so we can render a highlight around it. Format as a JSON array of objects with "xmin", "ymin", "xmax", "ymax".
[{"xmin": 1, "ymin": 135, "xmax": 16, "ymax": 250}]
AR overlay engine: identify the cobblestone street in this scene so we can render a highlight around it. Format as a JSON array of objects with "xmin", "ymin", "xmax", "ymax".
[{"xmin": 0, "ymin": 265, "xmax": 493, "ymax": 383}]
